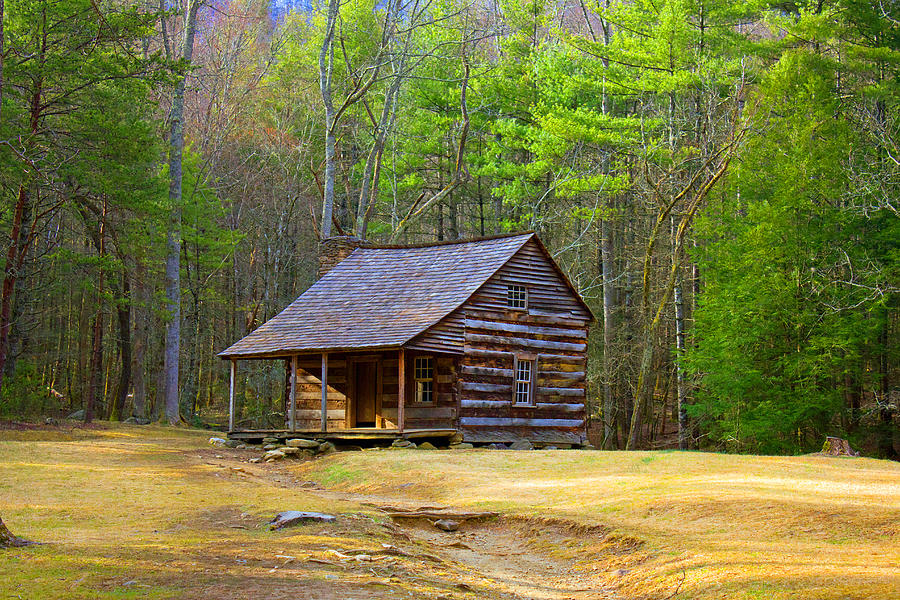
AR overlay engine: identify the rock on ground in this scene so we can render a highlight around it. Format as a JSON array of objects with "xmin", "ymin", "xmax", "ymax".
[
  {"xmin": 450, "ymin": 442, "xmax": 474, "ymax": 450},
  {"xmin": 208, "ymin": 437, "xmax": 228, "ymax": 447},
  {"xmin": 269, "ymin": 511, "xmax": 337, "ymax": 530},
  {"xmin": 264, "ymin": 450, "xmax": 286, "ymax": 462},
  {"xmin": 286, "ymin": 438, "xmax": 319, "ymax": 449},
  {"xmin": 418, "ymin": 441, "xmax": 437, "ymax": 450},
  {"xmin": 433, "ymin": 519, "xmax": 460, "ymax": 532},
  {"xmin": 510, "ymin": 440, "xmax": 534, "ymax": 450}
]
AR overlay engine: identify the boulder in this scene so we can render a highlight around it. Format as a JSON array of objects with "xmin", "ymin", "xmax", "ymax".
[
  {"xmin": 262, "ymin": 437, "xmax": 280, "ymax": 444},
  {"xmin": 264, "ymin": 450, "xmax": 286, "ymax": 462},
  {"xmin": 286, "ymin": 438, "xmax": 319, "ymax": 449},
  {"xmin": 263, "ymin": 443, "xmax": 280, "ymax": 451},
  {"xmin": 66, "ymin": 409, "xmax": 85, "ymax": 420},
  {"xmin": 317, "ymin": 441, "xmax": 337, "ymax": 455},
  {"xmin": 450, "ymin": 443, "xmax": 474, "ymax": 450},
  {"xmin": 224, "ymin": 439, "xmax": 242, "ymax": 449},
  {"xmin": 418, "ymin": 442, "xmax": 437, "ymax": 450},
  {"xmin": 391, "ymin": 439, "xmax": 414, "ymax": 449},
  {"xmin": 279, "ymin": 447, "xmax": 300, "ymax": 456},
  {"xmin": 448, "ymin": 432, "xmax": 464, "ymax": 444},
  {"xmin": 509, "ymin": 439, "xmax": 534, "ymax": 450},
  {"xmin": 208, "ymin": 437, "xmax": 228, "ymax": 447},
  {"xmin": 487, "ymin": 443, "xmax": 508, "ymax": 450},
  {"xmin": 269, "ymin": 511, "xmax": 337, "ymax": 530},
  {"xmin": 433, "ymin": 519, "xmax": 460, "ymax": 532}
]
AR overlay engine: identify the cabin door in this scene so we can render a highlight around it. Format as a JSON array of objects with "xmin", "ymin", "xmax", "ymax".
[{"xmin": 351, "ymin": 360, "xmax": 379, "ymax": 428}]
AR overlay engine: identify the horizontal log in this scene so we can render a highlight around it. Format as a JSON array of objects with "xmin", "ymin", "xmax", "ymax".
[
  {"xmin": 465, "ymin": 309, "xmax": 588, "ymax": 328},
  {"xmin": 538, "ymin": 387, "xmax": 585, "ymax": 397},
  {"xmin": 461, "ymin": 406, "xmax": 583, "ymax": 421},
  {"xmin": 461, "ymin": 429, "xmax": 585, "ymax": 445},
  {"xmin": 461, "ymin": 365, "xmax": 514, "ymax": 378},
  {"xmin": 460, "ymin": 399, "xmax": 508, "ymax": 408},
  {"xmin": 382, "ymin": 406, "xmax": 457, "ymax": 420},
  {"xmin": 459, "ymin": 417, "xmax": 584, "ymax": 428},
  {"xmin": 538, "ymin": 370, "xmax": 585, "ymax": 381},
  {"xmin": 466, "ymin": 333, "xmax": 586, "ymax": 353},
  {"xmin": 297, "ymin": 392, "xmax": 345, "ymax": 400},
  {"xmin": 293, "ymin": 409, "xmax": 345, "ymax": 420},
  {"xmin": 461, "ymin": 381, "xmax": 511, "ymax": 394},
  {"xmin": 464, "ymin": 318, "xmax": 586, "ymax": 340},
  {"xmin": 536, "ymin": 403, "xmax": 584, "ymax": 412}
]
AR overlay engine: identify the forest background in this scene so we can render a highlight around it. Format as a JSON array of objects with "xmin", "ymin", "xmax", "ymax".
[{"xmin": 0, "ymin": 0, "xmax": 896, "ymax": 456}]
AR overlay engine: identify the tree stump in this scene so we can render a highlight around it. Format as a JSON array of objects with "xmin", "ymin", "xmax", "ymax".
[
  {"xmin": 821, "ymin": 436, "xmax": 859, "ymax": 457},
  {"xmin": 0, "ymin": 515, "xmax": 30, "ymax": 548}
]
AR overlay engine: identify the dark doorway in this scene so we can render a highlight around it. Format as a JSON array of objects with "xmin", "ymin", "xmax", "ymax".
[{"xmin": 353, "ymin": 361, "xmax": 378, "ymax": 427}]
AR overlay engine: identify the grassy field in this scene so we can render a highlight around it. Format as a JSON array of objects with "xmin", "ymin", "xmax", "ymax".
[
  {"xmin": 1, "ymin": 424, "xmax": 898, "ymax": 600},
  {"xmin": 294, "ymin": 447, "xmax": 900, "ymax": 600}
]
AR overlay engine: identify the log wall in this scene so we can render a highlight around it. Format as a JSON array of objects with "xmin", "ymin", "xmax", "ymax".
[{"xmin": 456, "ymin": 239, "xmax": 591, "ymax": 445}]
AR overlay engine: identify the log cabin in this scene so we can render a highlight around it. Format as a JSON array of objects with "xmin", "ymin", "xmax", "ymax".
[{"xmin": 219, "ymin": 232, "xmax": 595, "ymax": 446}]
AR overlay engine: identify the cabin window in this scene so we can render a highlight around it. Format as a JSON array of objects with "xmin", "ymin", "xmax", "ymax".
[
  {"xmin": 507, "ymin": 284, "xmax": 528, "ymax": 309},
  {"xmin": 414, "ymin": 356, "xmax": 434, "ymax": 404},
  {"xmin": 513, "ymin": 357, "xmax": 535, "ymax": 405}
]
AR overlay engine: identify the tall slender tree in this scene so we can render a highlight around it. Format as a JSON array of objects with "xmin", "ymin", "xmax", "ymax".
[{"xmin": 164, "ymin": 0, "xmax": 202, "ymax": 425}]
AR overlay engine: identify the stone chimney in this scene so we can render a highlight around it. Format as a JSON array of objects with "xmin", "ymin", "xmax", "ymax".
[{"xmin": 317, "ymin": 236, "xmax": 367, "ymax": 279}]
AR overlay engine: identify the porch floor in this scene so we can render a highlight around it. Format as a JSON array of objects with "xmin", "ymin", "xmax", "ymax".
[{"xmin": 227, "ymin": 428, "xmax": 457, "ymax": 443}]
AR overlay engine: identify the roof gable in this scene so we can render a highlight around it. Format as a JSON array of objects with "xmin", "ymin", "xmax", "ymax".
[{"xmin": 219, "ymin": 233, "xmax": 534, "ymax": 358}]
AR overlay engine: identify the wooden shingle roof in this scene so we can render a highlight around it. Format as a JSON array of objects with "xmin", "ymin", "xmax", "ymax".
[{"xmin": 219, "ymin": 233, "xmax": 536, "ymax": 358}]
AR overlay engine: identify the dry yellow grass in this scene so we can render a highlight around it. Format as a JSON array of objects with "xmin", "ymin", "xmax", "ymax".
[
  {"xmin": 2, "ymin": 425, "xmax": 897, "ymax": 600},
  {"xmin": 294, "ymin": 448, "xmax": 900, "ymax": 600},
  {"xmin": 0, "ymin": 424, "xmax": 430, "ymax": 600}
]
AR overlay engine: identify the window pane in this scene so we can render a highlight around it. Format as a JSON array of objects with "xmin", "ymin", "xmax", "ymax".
[
  {"xmin": 507, "ymin": 285, "xmax": 527, "ymax": 309},
  {"xmin": 514, "ymin": 359, "xmax": 534, "ymax": 404},
  {"xmin": 414, "ymin": 356, "xmax": 434, "ymax": 403}
]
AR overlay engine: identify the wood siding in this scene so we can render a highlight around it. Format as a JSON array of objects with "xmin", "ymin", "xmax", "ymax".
[{"xmin": 456, "ymin": 239, "xmax": 591, "ymax": 445}]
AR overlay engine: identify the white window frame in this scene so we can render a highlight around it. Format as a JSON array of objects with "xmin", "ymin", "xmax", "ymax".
[
  {"xmin": 513, "ymin": 356, "xmax": 536, "ymax": 406},
  {"xmin": 414, "ymin": 356, "xmax": 434, "ymax": 404},
  {"xmin": 507, "ymin": 284, "xmax": 528, "ymax": 310}
]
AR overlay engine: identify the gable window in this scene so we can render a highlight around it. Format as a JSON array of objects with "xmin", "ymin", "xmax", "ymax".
[
  {"xmin": 513, "ymin": 357, "xmax": 535, "ymax": 405},
  {"xmin": 507, "ymin": 284, "xmax": 527, "ymax": 309},
  {"xmin": 414, "ymin": 356, "xmax": 434, "ymax": 404}
]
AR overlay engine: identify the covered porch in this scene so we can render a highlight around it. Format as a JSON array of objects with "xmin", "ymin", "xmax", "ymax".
[{"xmin": 224, "ymin": 347, "xmax": 459, "ymax": 442}]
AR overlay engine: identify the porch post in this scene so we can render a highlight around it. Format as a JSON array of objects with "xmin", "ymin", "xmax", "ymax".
[
  {"xmin": 320, "ymin": 352, "xmax": 329, "ymax": 432},
  {"xmin": 228, "ymin": 359, "xmax": 236, "ymax": 432},
  {"xmin": 397, "ymin": 348, "xmax": 406, "ymax": 433},
  {"xmin": 289, "ymin": 355, "xmax": 297, "ymax": 432}
]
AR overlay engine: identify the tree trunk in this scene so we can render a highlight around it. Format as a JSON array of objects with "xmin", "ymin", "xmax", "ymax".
[
  {"xmin": 84, "ymin": 202, "xmax": 106, "ymax": 424},
  {"xmin": 0, "ymin": 515, "xmax": 28, "ymax": 548},
  {"xmin": 110, "ymin": 273, "xmax": 131, "ymax": 421},
  {"xmin": 131, "ymin": 262, "xmax": 148, "ymax": 418},
  {"xmin": 318, "ymin": 0, "xmax": 340, "ymax": 239},
  {"xmin": 601, "ymin": 215, "xmax": 616, "ymax": 449},
  {"xmin": 164, "ymin": 0, "xmax": 201, "ymax": 425},
  {"xmin": 673, "ymin": 253, "xmax": 688, "ymax": 450}
]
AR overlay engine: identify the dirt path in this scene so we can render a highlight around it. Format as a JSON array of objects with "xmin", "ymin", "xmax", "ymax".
[
  {"xmin": 200, "ymin": 448, "xmax": 616, "ymax": 600},
  {"xmin": 392, "ymin": 519, "xmax": 612, "ymax": 600}
]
